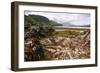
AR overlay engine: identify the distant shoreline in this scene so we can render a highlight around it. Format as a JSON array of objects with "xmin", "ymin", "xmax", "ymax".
[{"xmin": 55, "ymin": 26, "xmax": 90, "ymax": 30}]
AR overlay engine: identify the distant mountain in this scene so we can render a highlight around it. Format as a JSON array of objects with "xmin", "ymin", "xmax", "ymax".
[
  {"xmin": 77, "ymin": 25, "xmax": 90, "ymax": 27},
  {"xmin": 61, "ymin": 22, "xmax": 90, "ymax": 27},
  {"xmin": 69, "ymin": 24, "xmax": 90, "ymax": 27},
  {"xmin": 61, "ymin": 22, "xmax": 75, "ymax": 27},
  {"xmin": 50, "ymin": 20, "xmax": 63, "ymax": 26}
]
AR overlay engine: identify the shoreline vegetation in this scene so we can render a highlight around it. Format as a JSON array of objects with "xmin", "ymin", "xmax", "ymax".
[{"xmin": 24, "ymin": 14, "xmax": 90, "ymax": 61}]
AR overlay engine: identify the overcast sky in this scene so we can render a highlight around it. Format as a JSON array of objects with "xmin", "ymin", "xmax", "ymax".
[{"xmin": 24, "ymin": 11, "xmax": 90, "ymax": 26}]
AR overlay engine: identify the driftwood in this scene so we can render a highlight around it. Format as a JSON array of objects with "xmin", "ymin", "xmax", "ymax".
[{"xmin": 24, "ymin": 30, "xmax": 90, "ymax": 61}]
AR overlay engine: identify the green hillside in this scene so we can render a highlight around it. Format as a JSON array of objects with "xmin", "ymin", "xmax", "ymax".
[{"xmin": 25, "ymin": 15, "xmax": 62, "ymax": 26}]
